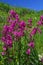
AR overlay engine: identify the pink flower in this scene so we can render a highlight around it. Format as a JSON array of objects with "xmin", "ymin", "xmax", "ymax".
[
  {"xmin": 28, "ymin": 41, "xmax": 34, "ymax": 48},
  {"xmin": 37, "ymin": 21, "xmax": 42, "ymax": 26},
  {"xmin": 40, "ymin": 15, "xmax": 43, "ymax": 21},
  {"xmin": 37, "ymin": 28, "xmax": 42, "ymax": 34},
  {"xmin": 28, "ymin": 18, "xmax": 32, "ymax": 23},
  {"xmin": 13, "ymin": 31, "xmax": 18, "ymax": 36},
  {"xmin": 3, "ymin": 47, "xmax": 6, "ymax": 51},
  {"xmin": 19, "ymin": 21, "xmax": 26, "ymax": 30},
  {"xmin": 6, "ymin": 34, "xmax": 12, "ymax": 40},
  {"xmin": 26, "ymin": 49, "xmax": 31, "ymax": 55},
  {"xmin": 2, "ymin": 34, "xmax": 12, "ymax": 47},
  {"xmin": 1, "ymin": 52, "xmax": 5, "ymax": 56},
  {"xmin": 8, "ymin": 19, "xmax": 13, "ymax": 23},
  {"xmin": 28, "ymin": 18, "xmax": 32, "ymax": 27},
  {"xmin": 13, "ymin": 31, "xmax": 24, "ymax": 37},
  {"xmin": 6, "ymin": 40, "xmax": 11, "ymax": 45},
  {"xmin": 30, "ymin": 28, "xmax": 37, "ymax": 36},
  {"xmin": 20, "ymin": 21, "xmax": 26, "ymax": 27},
  {"xmin": 9, "ymin": 26, "xmax": 13, "ymax": 32},
  {"xmin": 5, "ymin": 40, "xmax": 12, "ymax": 48},
  {"xmin": 9, "ymin": 10, "xmax": 16, "ymax": 16},
  {"xmin": 7, "ymin": 16, "xmax": 10, "ymax": 22},
  {"xmin": 2, "ymin": 25, "xmax": 9, "ymax": 34},
  {"xmin": 17, "ymin": 31, "xmax": 24, "ymax": 37},
  {"xmin": 15, "ymin": 14, "xmax": 19, "ymax": 20},
  {"xmin": 2, "ymin": 37, "xmax": 5, "ymax": 42}
]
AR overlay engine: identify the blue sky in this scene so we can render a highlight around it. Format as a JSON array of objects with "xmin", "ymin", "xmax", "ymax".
[{"xmin": 0, "ymin": 0, "xmax": 43, "ymax": 11}]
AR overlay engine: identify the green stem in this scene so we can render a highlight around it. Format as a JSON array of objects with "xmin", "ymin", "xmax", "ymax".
[{"xmin": 18, "ymin": 38, "xmax": 21, "ymax": 65}]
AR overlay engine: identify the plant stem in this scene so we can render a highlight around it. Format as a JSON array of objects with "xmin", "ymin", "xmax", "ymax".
[{"xmin": 18, "ymin": 38, "xmax": 21, "ymax": 65}]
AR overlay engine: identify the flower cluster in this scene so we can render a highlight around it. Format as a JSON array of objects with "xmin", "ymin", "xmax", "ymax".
[
  {"xmin": 1, "ymin": 10, "xmax": 26, "ymax": 56},
  {"xmin": 28, "ymin": 18, "xmax": 32, "ymax": 27},
  {"xmin": 26, "ymin": 16, "xmax": 43, "ymax": 57},
  {"xmin": 26, "ymin": 41, "xmax": 34, "ymax": 55},
  {"xmin": 37, "ymin": 15, "xmax": 43, "ymax": 26}
]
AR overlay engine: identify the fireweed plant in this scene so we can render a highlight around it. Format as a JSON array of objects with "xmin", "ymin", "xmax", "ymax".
[{"xmin": 0, "ymin": 10, "xmax": 43, "ymax": 65}]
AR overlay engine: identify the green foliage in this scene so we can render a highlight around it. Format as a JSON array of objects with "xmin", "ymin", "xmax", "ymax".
[{"xmin": 0, "ymin": 3, "xmax": 10, "ymax": 12}]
